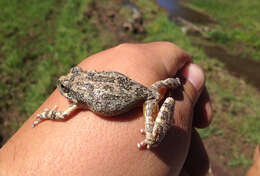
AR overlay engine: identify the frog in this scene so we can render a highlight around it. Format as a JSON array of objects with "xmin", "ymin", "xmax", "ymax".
[{"xmin": 32, "ymin": 66, "xmax": 181, "ymax": 149}]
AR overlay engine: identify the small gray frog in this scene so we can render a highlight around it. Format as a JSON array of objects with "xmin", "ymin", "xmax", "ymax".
[{"xmin": 33, "ymin": 66, "xmax": 181, "ymax": 149}]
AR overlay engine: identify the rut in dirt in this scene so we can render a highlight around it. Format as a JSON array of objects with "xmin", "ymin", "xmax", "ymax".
[{"xmin": 157, "ymin": 0, "xmax": 260, "ymax": 91}]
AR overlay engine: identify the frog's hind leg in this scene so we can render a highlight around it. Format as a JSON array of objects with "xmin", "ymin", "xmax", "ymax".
[
  {"xmin": 137, "ymin": 99, "xmax": 158, "ymax": 149},
  {"xmin": 137, "ymin": 97, "xmax": 175, "ymax": 149},
  {"xmin": 32, "ymin": 104, "xmax": 78, "ymax": 127},
  {"xmin": 152, "ymin": 97, "xmax": 175, "ymax": 144}
]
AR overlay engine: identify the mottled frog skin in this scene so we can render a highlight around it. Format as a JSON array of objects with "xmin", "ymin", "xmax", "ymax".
[
  {"xmin": 33, "ymin": 66, "xmax": 181, "ymax": 149},
  {"xmin": 57, "ymin": 67, "xmax": 154, "ymax": 116}
]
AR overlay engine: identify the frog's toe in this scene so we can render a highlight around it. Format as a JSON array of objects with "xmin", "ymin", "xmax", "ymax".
[
  {"xmin": 137, "ymin": 140, "xmax": 151, "ymax": 150},
  {"xmin": 32, "ymin": 117, "xmax": 42, "ymax": 127},
  {"xmin": 139, "ymin": 128, "xmax": 146, "ymax": 135},
  {"xmin": 32, "ymin": 113, "xmax": 45, "ymax": 127},
  {"xmin": 33, "ymin": 107, "xmax": 55, "ymax": 127},
  {"xmin": 137, "ymin": 141, "xmax": 146, "ymax": 149},
  {"xmin": 44, "ymin": 108, "xmax": 49, "ymax": 112}
]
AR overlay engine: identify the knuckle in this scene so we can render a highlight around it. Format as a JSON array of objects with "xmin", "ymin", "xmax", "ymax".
[
  {"xmin": 114, "ymin": 43, "xmax": 145, "ymax": 58},
  {"xmin": 116, "ymin": 43, "xmax": 139, "ymax": 51}
]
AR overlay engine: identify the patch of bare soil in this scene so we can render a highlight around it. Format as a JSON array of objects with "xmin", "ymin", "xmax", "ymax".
[
  {"xmin": 81, "ymin": 0, "xmax": 145, "ymax": 45},
  {"xmin": 200, "ymin": 65, "xmax": 256, "ymax": 176},
  {"xmin": 204, "ymin": 137, "xmax": 247, "ymax": 176}
]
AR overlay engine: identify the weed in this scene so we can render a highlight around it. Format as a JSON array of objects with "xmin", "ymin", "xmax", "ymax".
[
  {"xmin": 208, "ymin": 30, "xmax": 231, "ymax": 44},
  {"xmin": 198, "ymin": 124, "xmax": 224, "ymax": 139},
  {"xmin": 228, "ymin": 153, "xmax": 252, "ymax": 168}
]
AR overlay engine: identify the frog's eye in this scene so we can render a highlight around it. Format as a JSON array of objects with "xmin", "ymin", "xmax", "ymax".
[{"xmin": 61, "ymin": 84, "xmax": 69, "ymax": 93}]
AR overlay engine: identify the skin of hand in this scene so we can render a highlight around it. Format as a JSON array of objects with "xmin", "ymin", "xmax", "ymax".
[
  {"xmin": 0, "ymin": 42, "xmax": 212, "ymax": 176},
  {"xmin": 246, "ymin": 145, "xmax": 260, "ymax": 176}
]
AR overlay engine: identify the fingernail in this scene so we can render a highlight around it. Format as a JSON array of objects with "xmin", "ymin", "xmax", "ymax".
[
  {"xmin": 205, "ymin": 100, "xmax": 213, "ymax": 125},
  {"xmin": 182, "ymin": 64, "xmax": 205, "ymax": 92}
]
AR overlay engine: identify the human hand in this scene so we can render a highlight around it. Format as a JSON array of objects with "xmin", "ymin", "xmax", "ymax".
[{"xmin": 0, "ymin": 42, "xmax": 212, "ymax": 176}]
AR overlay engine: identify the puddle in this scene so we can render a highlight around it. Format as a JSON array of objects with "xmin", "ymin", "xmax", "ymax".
[
  {"xmin": 157, "ymin": 0, "xmax": 260, "ymax": 91},
  {"xmin": 123, "ymin": 0, "xmax": 139, "ymax": 11},
  {"xmin": 157, "ymin": 0, "xmax": 216, "ymax": 25}
]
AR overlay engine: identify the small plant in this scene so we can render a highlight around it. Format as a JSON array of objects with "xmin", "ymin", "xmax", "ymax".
[
  {"xmin": 198, "ymin": 124, "xmax": 224, "ymax": 139},
  {"xmin": 228, "ymin": 153, "xmax": 252, "ymax": 168},
  {"xmin": 209, "ymin": 30, "xmax": 231, "ymax": 44}
]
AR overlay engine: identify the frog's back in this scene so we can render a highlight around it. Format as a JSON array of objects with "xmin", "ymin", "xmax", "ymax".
[{"xmin": 77, "ymin": 71, "xmax": 151, "ymax": 116}]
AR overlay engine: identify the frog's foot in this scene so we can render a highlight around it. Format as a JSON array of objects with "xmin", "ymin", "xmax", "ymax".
[
  {"xmin": 138, "ymin": 129, "xmax": 152, "ymax": 149},
  {"xmin": 32, "ymin": 105, "xmax": 58, "ymax": 127},
  {"xmin": 32, "ymin": 104, "xmax": 77, "ymax": 127},
  {"xmin": 137, "ymin": 140, "xmax": 152, "ymax": 150}
]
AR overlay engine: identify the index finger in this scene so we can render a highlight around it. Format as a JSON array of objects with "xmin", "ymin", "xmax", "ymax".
[{"xmin": 79, "ymin": 42, "xmax": 191, "ymax": 85}]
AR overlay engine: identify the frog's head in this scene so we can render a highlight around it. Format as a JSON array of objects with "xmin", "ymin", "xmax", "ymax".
[{"xmin": 57, "ymin": 66, "xmax": 83, "ymax": 102}]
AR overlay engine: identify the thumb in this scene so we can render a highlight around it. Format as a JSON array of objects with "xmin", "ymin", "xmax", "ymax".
[
  {"xmin": 182, "ymin": 63, "xmax": 205, "ymax": 106},
  {"xmin": 154, "ymin": 63, "xmax": 205, "ymax": 175},
  {"xmin": 169, "ymin": 63, "xmax": 205, "ymax": 134}
]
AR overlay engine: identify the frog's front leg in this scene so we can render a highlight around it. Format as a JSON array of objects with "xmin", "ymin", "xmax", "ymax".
[
  {"xmin": 32, "ymin": 104, "xmax": 78, "ymax": 127},
  {"xmin": 137, "ymin": 97, "xmax": 175, "ymax": 149}
]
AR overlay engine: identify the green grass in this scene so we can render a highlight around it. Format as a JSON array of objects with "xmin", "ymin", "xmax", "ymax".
[
  {"xmin": 0, "ymin": 0, "xmax": 105, "ymax": 118},
  {"xmin": 228, "ymin": 150, "xmax": 252, "ymax": 168},
  {"xmin": 198, "ymin": 124, "xmax": 224, "ymax": 139},
  {"xmin": 186, "ymin": 0, "xmax": 260, "ymax": 60},
  {"xmin": 22, "ymin": 0, "xmax": 104, "ymax": 115}
]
